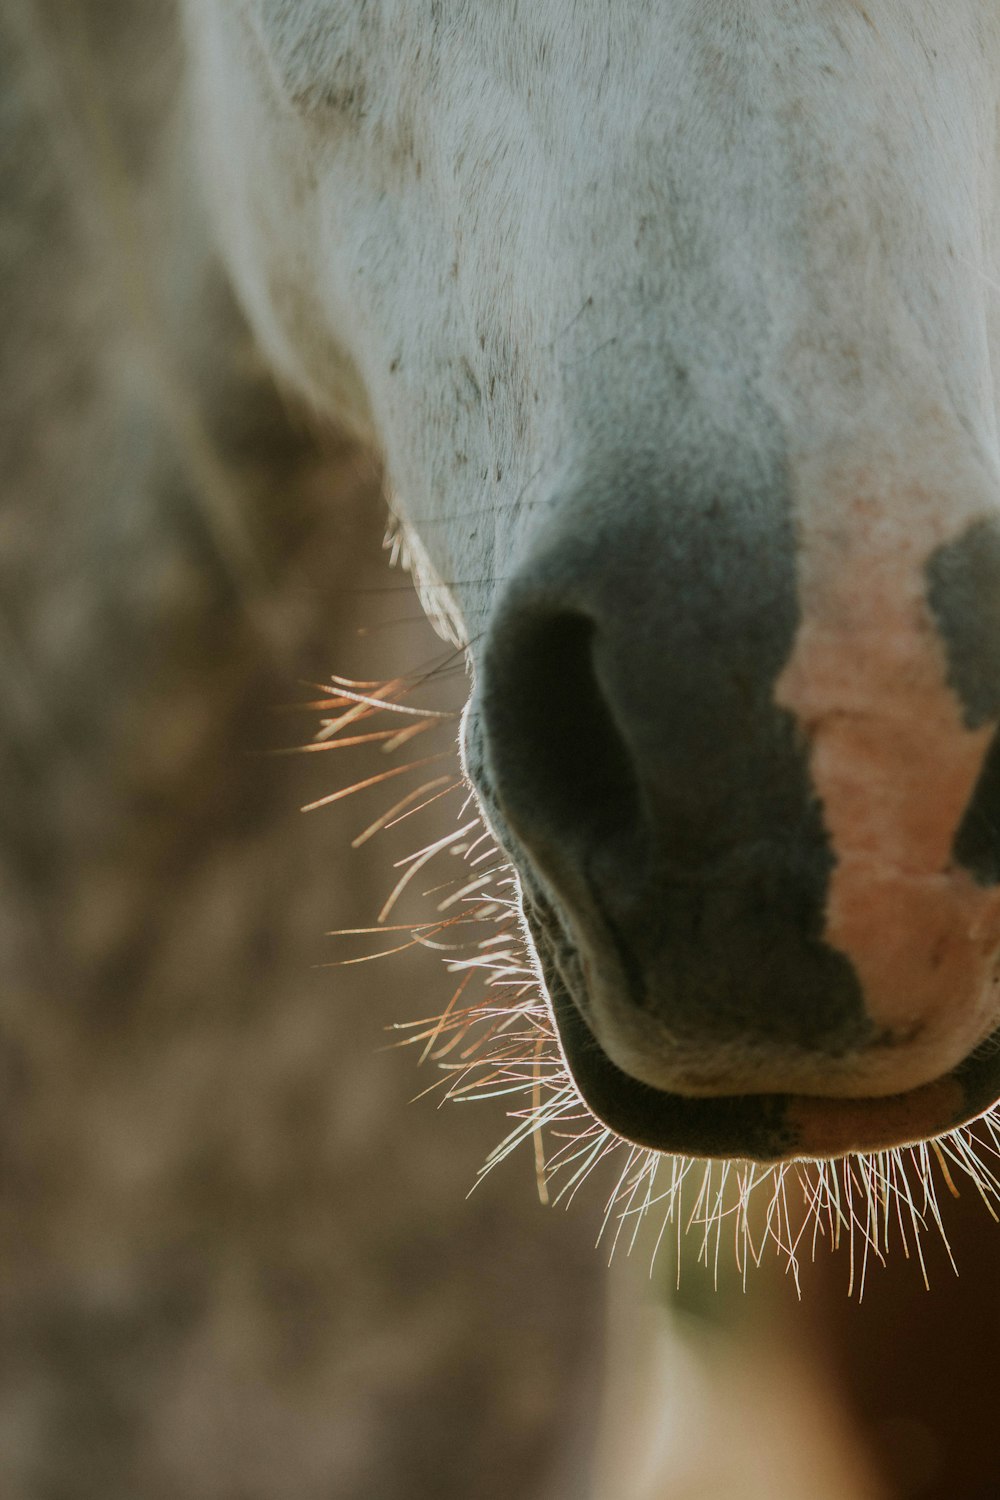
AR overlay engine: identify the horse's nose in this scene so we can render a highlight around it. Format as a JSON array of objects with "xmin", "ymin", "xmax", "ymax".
[
  {"xmin": 474, "ymin": 505, "xmax": 871, "ymax": 1083},
  {"xmin": 468, "ymin": 492, "xmax": 1000, "ymax": 1153},
  {"xmin": 477, "ymin": 586, "xmax": 871, "ymax": 1053}
]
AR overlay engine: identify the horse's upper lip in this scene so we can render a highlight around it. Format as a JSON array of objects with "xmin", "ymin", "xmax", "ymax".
[{"xmin": 543, "ymin": 962, "xmax": 1000, "ymax": 1164}]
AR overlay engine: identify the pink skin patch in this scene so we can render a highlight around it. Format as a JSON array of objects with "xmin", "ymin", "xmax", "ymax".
[{"xmin": 776, "ymin": 454, "xmax": 1000, "ymax": 1096}]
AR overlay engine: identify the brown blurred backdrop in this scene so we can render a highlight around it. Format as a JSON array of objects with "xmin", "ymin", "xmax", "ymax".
[{"xmin": 3, "ymin": 6, "xmax": 1000, "ymax": 1500}]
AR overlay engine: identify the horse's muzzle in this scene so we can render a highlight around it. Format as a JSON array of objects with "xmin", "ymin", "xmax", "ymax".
[{"xmin": 467, "ymin": 483, "xmax": 1000, "ymax": 1160}]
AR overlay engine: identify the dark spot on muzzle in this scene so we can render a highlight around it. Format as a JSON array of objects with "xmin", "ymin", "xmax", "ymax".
[
  {"xmin": 926, "ymin": 517, "xmax": 1000, "ymax": 729},
  {"xmin": 950, "ymin": 733, "xmax": 1000, "ymax": 886},
  {"xmin": 927, "ymin": 517, "xmax": 1000, "ymax": 884}
]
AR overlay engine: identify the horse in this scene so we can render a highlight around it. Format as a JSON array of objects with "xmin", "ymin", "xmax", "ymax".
[
  {"xmin": 181, "ymin": 1, "xmax": 1000, "ymax": 1168},
  {"xmin": 5, "ymin": 4, "xmax": 1000, "ymax": 1495}
]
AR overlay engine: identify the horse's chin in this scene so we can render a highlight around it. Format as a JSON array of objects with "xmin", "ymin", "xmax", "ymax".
[{"xmin": 540, "ymin": 962, "xmax": 1000, "ymax": 1165}]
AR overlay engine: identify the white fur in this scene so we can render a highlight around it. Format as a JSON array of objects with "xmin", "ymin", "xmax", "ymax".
[{"xmin": 183, "ymin": 1, "xmax": 1000, "ymax": 647}]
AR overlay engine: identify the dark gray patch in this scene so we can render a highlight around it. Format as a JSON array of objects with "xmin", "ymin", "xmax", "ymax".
[
  {"xmin": 475, "ymin": 437, "xmax": 871, "ymax": 1090},
  {"xmin": 926, "ymin": 518, "xmax": 1000, "ymax": 886},
  {"xmin": 926, "ymin": 517, "xmax": 1000, "ymax": 729},
  {"xmin": 951, "ymin": 729, "xmax": 1000, "ymax": 885}
]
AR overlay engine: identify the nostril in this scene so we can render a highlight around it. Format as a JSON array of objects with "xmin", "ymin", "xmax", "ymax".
[{"xmin": 482, "ymin": 611, "xmax": 647, "ymax": 870}]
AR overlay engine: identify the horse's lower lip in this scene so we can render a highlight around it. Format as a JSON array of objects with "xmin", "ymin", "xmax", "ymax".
[{"xmin": 546, "ymin": 970, "xmax": 1000, "ymax": 1163}]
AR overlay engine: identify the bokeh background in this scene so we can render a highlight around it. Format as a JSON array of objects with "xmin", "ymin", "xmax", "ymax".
[
  {"xmin": 3, "ymin": 5, "xmax": 1000, "ymax": 1499},
  {"xmin": 0, "ymin": 6, "xmax": 602, "ymax": 1495}
]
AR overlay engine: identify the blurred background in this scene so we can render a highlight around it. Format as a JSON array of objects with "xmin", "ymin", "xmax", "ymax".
[
  {"xmin": 2, "ymin": 5, "xmax": 1000, "ymax": 1499},
  {"xmin": 0, "ymin": 5, "xmax": 603, "ymax": 1495}
]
